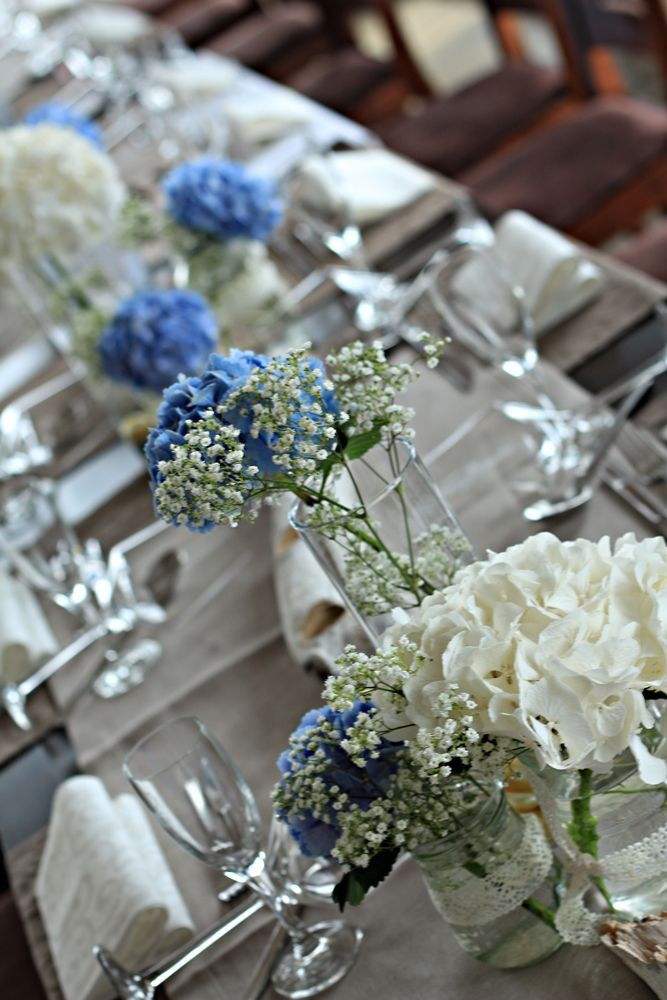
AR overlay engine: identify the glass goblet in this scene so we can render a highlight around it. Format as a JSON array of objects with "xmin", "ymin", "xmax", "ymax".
[{"xmin": 124, "ymin": 716, "xmax": 363, "ymax": 999}]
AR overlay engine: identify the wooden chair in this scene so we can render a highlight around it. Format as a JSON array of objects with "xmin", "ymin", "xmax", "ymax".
[
  {"xmin": 207, "ymin": 0, "xmax": 432, "ymax": 123},
  {"xmin": 461, "ymin": 0, "xmax": 667, "ymax": 244},
  {"xmin": 615, "ymin": 218, "xmax": 667, "ymax": 282},
  {"xmin": 375, "ymin": 0, "xmax": 590, "ymax": 177},
  {"xmin": 204, "ymin": 1, "xmax": 332, "ymax": 80},
  {"xmin": 155, "ymin": 0, "xmax": 258, "ymax": 49},
  {"xmin": 559, "ymin": 0, "xmax": 667, "ymax": 97}
]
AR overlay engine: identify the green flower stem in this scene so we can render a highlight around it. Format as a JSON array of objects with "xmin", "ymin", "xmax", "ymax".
[
  {"xmin": 522, "ymin": 897, "xmax": 557, "ymax": 930},
  {"xmin": 44, "ymin": 254, "xmax": 91, "ymax": 310},
  {"xmin": 462, "ymin": 860, "xmax": 557, "ymax": 931},
  {"xmin": 567, "ymin": 768, "xmax": 616, "ymax": 913}
]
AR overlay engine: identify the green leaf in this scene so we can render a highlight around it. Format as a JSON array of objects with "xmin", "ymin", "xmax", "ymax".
[
  {"xmin": 343, "ymin": 426, "xmax": 382, "ymax": 462},
  {"xmin": 332, "ymin": 847, "xmax": 400, "ymax": 911}
]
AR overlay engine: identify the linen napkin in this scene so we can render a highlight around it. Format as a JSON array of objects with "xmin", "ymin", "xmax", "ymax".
[
  {"xmin": 74, "ymin": 4, "xmax": 152, "ymax": 46},
  {"xmin": 224, "ymin": 88, "xmax": 318, "ymax": 146},
  {"xmin": 295, "ymin": 148, "xmax": 436, "ymax": 227},
  {"xmin": 453, "ymin": 209, "xmax": 605, "ymax": 336},
  {"xmin": 146, "ymin": 53, "xmax": 238, "ymax": 102},
  {"xmin": 35, "ymin": 775, "xmax": 194, "ymax": 1000},
  {"xmin": 271, "ymin": 500, "xmax": 364, "ymax": 676},
  {"xmin": 0, "ymin": 568, "xmax": 57, "ymax": 683}
]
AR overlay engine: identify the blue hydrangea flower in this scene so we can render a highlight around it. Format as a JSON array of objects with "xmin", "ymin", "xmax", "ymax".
[
  {"xmin": 144, "ymin": 348, "xmax": 338, "ymax": 502},
  {"xmin": 276, "ymin": 702, "xmax": 402, "ymax": 858},
  {"xmin": 162, "ymin": 159, "xmax": 283, "ymax": 242},
  {"xmin": 98, "ymin": 289, "xmax": 217, "ymax": 393},
  {"xmin": 23, "ymin": 102, "xmax": 104, "ymax": 149}
]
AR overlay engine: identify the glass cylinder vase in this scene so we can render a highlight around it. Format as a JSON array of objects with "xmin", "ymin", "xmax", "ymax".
[
  {"xmin": 521, "ymin": 748, "xmax": 667, "ymax": 920},
  {"xmin": 288, "ymin": 438, "xmax": 474, "ymax": 645},
  {"xmin": 413, "ymin": 783, "xmax": 562, "ymax": 968}
]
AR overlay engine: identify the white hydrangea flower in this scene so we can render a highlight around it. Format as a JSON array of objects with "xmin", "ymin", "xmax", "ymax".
[
  {"xmin": 0, "ymin": 124, "xmax": 126, "ymax": 266},
  {"xmin": 381, "ymin": 533, "xmax": 667, "ymax": 782}
]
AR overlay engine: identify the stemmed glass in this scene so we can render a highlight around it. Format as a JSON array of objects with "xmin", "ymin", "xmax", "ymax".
[
  {"xmin": 421, "ymin": 239, "xmax": 660, "ymax": 518},
  {"xmin": 124, "ymin": 717, "xmax": 363, "ymax": 999}
]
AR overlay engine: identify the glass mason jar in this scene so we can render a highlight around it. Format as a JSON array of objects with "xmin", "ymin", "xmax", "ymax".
[
  {"xmin": 413, "ymin": 783, "xmax": 562, "ymax": 968},
  {"xmin": 288, "ymin": 438, "xmax": 474, "ymax": 645},
  {"xmin": 521, "ymin": 744, "xmax": 667, "ymax": 919}
]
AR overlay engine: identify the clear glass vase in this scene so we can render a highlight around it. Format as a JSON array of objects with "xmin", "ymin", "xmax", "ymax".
[
  {"xmin": 288, "ymin": 438, "xmax": 473, "ymax": 645},
  {"xmin": 521, "ymin": 748, "xmax": 667, "ymax": 919},
  {"xmin": 413, "ymin": 783, "xmax": 562, "ymax": 968}
]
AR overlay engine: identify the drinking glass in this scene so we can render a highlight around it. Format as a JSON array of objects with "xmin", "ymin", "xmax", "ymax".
[
  {"xmin": 0, "ymin": 477, "xmax": 157, "ymax": 633},
  {"xmin": 423, "ymin": 243, "xmax": 656, "ymax": 518},
  {"xmin": 124, "ymin": 717, "xmax": 363, "ymax": 999}
]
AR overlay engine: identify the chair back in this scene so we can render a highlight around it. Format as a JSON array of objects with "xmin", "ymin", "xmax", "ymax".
[
  {"xmin": 478, "ymin": 0, "xmax": 593, "ymax": 96},
  {"xmin": 553, "ymin": 0, "xmax": 667, "ymax": 94}
]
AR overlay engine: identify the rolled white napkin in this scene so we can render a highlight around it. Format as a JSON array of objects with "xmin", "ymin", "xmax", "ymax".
[
  {"xmin": 147, "ymin": 53, "xmax": 238, "ymax": 102},
  {"xmin": 453, "ymin": 209, "xmax": 605, "ymax": 336},
  {"xmin": 36, "ymin": 775, "xmax": 194, "ymax": 1000},
  {"xmin": 0, "ymin": 568, "xmax": 57, "ymax": 683},
  {"xmin": 296, "ymin": 148, "xmax": 436, "ymax": 226},
  {"xmin": 225, "ymin": 89, "xmax": 318, "ymax": 146},
  {"xmin": 271, "ymin": 497, "xmax": 366, "ymax": 675},
  {"xmin": 74, "ymin": 4, "xmax": 152, "ymax": 46}
]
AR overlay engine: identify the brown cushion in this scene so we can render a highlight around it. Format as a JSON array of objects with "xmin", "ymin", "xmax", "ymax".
[
  {"xmin": 463, "ymin": 96, "xmax": 667, "ymax": 230},
  {"xmin": 125, "ymin": 0, "xmax": 183, "ymax": 15},
  {"xmin": 377, "ymin": 62, "xmax": 565, "ymax": 176},
  {"xmin": 0, "ymin": 892, "xmax": 48, "ymax": 1000},
  {"xmin": 157, "ymin": 0, "xmax": 252, "ymax": 48},
  {"xmin": 207, "ymin": 2, "xmax": 323, "ymax": 70},
  {"xmin": 615, "ymin": 218, "xmax": 667, "ymax": 282},
  {"xmin": 128, "ymin": 0, "xmax": 183, "ymax": 17},
  {"xmin": 288, "ymin": 48, "xmax": 395, "ymax": 114}
]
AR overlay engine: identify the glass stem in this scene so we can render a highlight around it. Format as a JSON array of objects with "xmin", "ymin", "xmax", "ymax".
[{"xmin": 249, "ymin": 869, "xmax": 309, "ymax": 945}]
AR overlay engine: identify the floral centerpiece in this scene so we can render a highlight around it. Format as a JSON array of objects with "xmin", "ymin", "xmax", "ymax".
[
  {"xmin": 0, "ymin": 122, "xmax": 125, "ymax": 273},
  {"xmin": 145, "ymin": 338, "xmax": 470, "ymax": 633},
  {"xmin": 122, "ymin": 158, "xmax": 288, "ymax": 343},
  {"xmin": 272, "ymin": 646, "xmax": 561, "ymax": 967},
  {"xmin": 277, "ymin": 532, "xmax": 667, "ymax": 954},
  {"xmin": 84, "ymin": 288, "xmax": 218, "ymax": 391}
]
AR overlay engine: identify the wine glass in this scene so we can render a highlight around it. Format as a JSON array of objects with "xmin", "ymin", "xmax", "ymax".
[
  {"xmin": 421, "ymin": 242, "xmax": 658, "ymax": 518},
  {"xmin": 124, "ymin": 717, "xmax": 363, "ymax": 999}
]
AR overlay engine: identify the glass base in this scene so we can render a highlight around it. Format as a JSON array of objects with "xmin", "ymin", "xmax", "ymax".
[
  {"xmin": 271, "ymin": 921, "xmax": 363, "ymax": 999},
  {"xmin": 91, "ymin": 639, "xmax": 163, "ymax": 699},
  {"xmin": 471, "ymin": 918, "xmax": 562, "ymax": 969}
]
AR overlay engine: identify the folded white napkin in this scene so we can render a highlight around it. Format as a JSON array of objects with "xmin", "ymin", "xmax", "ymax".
[
  {"xmin": 225, "ymin": 88, "xmax": 318, "ymax": 146},
  {"xmin": 0, "ymin": 568, "xmax": 57, "ymax": 683},
  {"xmin": 147, "ymin": 53, "xmax": 238, "ymax": 102},
  {"xmin": 74, "ymin": 4, "xmax": 151, "ymax": 46},
  {"xmin": 36, "ymin": 775, "xmax": 194, "ymax": 1000},
  {"xmin": 56, "ymin": 440, "xmax": 147, "ymax": 525},
  {"xmin": 453, "ymin": 210, "xmax": 605, "ymax": 336},
  {"xmin": 296, "ymin": 148, "xmax": 436, "ymax": 227},
  {"xmin": 271, "ymin": 496, "xmax": 367, "ymax": 675}
]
